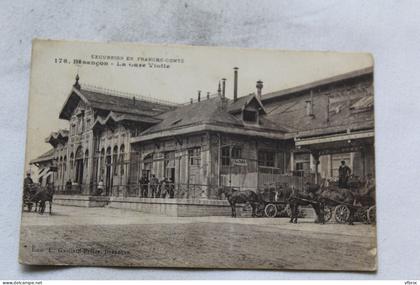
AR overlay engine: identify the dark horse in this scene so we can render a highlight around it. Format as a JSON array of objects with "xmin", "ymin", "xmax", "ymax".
[
  {"xmin": 218, "ymin": 187, "xmax": 261, "ymax": 217},
  {"xmin": 288, "ymin": 183, "xmax": 325, "ymax": 224},
  {"xmin": 31, "ymin": 184, "xmax": 54, "ymax": 215}
]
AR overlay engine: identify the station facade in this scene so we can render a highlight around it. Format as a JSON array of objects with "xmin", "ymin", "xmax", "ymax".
[{"xmin": 30, "ymin": 67, "xmax": 374, "ymax": 199}]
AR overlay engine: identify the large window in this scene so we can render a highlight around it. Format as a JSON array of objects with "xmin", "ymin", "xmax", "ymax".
[
  {"xmin": 221, "ymin": 146, "xmax": 242, "ymax": 166},
  {"xmin": 258, "ymin": 150, "xmax": 275, "ymax": 167},
  {"xmin": 113, "ymin": 146, "xmax": 118, "ymax": 176},
  {"xmin": 119, "ymin": 145, "xmax": 125, "ymax": 175},
  {"xmin": 188, "ymin": 147, "xmax": 201, "ymax": 166}
]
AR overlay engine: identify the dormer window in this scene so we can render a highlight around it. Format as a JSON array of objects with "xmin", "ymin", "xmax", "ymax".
[{"xmin": 243, "ymin": 110, "xmax": 257, "ymax": 123}]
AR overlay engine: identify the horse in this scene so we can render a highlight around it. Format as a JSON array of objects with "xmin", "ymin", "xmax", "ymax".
[
  {"xmin": 30, "ymin": 185, "xmax": 54, "ymax": 215},
  {"xmin": 218, "ymin": 187, "xmax": 261, "ymax": 217},
  {"xmin": 288, "ymin": 183, "xmax": 325, "ymax": 224},
  {"xmin": 353, "ymin": 182, "xmax": 376, "ymax": 208}
]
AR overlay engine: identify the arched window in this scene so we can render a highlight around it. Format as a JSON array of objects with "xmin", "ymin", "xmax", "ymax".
[
  {"xmin": 75, "ymin": 146, "xmax": 83, "ymax": 160},
  {"xmin": 113, "ymin": 146, "xmax": 118, "ymax": 176},
  {"xmin": 119, "ymin": 144, "xmax": 125, "ymax": 175},
  {"xmin": 99, "ymin": 148, "xmax": 105, "ymax": 179},
  {"xmin": 70, "ymin": 152, "xmax": 74, "ymax": 170}
]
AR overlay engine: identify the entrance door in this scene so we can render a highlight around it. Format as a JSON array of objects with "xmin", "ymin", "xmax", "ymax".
[{"xmin": 75, "ymin": 159, "xmax": 84, "ymax": 184}]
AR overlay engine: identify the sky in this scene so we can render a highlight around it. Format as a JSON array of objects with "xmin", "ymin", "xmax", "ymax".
[{"xmin": 25, "ymin": 39, "xmax": 373, "ymax": 171}]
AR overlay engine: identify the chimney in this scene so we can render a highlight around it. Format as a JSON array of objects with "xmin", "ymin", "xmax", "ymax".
[
  {"xmin": 217, "ymin": 81, "xmax": 222, "ymax": 96},
  {"xmin": 207, "ymin": 92, "xmax": 210, "ymax": 99},
  {"xmin": 222, "ymin": 78, "xmax": 226, "ymax": 98},
  {"xmin": 73, "ymin": 74, "xmax": 81, "ymax": 90},
  {"xmin": 133, "ymin": 96, "xmax": 136, "ymax": 105},
  {"xmin": 198, "ymin": 90, "xmax": 201, "ymax": 102},
  {"xmin": 233, "ymin": 67, "xmax": 238, "ymax": 102},
  {"xmin": 256, "ymin": 80, "xmax": 263, "ymax": 99}
]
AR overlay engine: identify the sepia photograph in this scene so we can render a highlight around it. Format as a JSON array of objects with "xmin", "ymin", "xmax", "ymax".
[{"xmin": 19, "ymin": 39, "xmax": 376, "ymax": 271}]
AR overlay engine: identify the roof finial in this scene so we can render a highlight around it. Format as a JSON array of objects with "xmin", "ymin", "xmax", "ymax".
[{"xmin": 73, "ymin": 74, "xmax": 81, "ymax": 90}]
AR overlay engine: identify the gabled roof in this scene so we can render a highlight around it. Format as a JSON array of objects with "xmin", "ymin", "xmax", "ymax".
[
  {"xmin": 59, "ymin": 87, "xmax": 176, "ymax": 120},
  {"xmin": 227, "ymin": 93, "xmax": 267, "ymax": 114},
  {"xmin": 45, "ymin": 129, "xmax": 69, "ymax": 147},
  {"xmin": 262, "ymin": 66, "xmax": 373, "ymax": 102},
  {"xmin": 30, "ymin": 148, "xmax": 55, "ymax": 165},
  {"xmin": 138, "ymin": 95, "xmax": 290, "ymax": 141}
]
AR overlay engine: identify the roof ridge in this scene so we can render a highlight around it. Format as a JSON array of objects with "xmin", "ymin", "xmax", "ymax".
[
  {"xmin": 81, "ymin": 84, "xmax": 179, "ymax": 107},
  {"xmin": 262, "ymin": 66, "xmax": 373, "ymax": 101}
]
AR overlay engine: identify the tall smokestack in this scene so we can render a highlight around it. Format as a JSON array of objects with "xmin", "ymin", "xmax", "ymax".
[
  {"xmin": 197, "ymin": 90, "xmax": 201, "ymax": 102},
  {"xmin": 233, "ymin": 67, "xmax": 238, "ymax": 101},
  {"xmin": 256, "ymin": 80, "xmax": 263, "ymax": 99},
  {"xmin": 222, "ymin": 78, "xmax": 226, "ymax": 98},
  {"xmin": 207, "ymin": 92, "xmax": 210, "ymax": 99},
  {"xmin": 217, "ymin": 81, "xmax": 221, "ymax": 96}
]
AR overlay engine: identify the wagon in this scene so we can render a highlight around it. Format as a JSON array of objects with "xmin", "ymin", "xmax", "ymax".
[
  {"xmin": 333, "ymin": 203, "xmax": 376, "ymax": 224},
  {"xmin": 261, "ymin": 200, "xmax": 291, "ymax": 218}
]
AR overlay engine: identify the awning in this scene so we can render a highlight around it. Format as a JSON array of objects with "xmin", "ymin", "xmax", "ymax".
[{"xmin": 295, "ymin": 130, "xmax": 374, "ymax": 147}]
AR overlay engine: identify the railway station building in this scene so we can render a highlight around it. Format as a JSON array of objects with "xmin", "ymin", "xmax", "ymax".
[{"xmin": 30, "ymin": 67, "xmax": 374, "ymax": 215}]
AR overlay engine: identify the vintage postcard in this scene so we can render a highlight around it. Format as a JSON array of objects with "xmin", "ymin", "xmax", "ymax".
[{"xmin": 19, "ymin": 39, "xmax": 376, "ymax": 271}]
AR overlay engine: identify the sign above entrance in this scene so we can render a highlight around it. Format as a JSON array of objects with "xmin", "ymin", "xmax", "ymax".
[{"xmin": 231, "ymin": 159, "xmax": 247, "ymax": 166}]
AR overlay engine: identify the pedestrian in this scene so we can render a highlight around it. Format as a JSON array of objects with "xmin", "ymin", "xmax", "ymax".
[
  {"xmin": 168, "ymin": 177, "xmax": 175, "ymax": 198},
  {"xmin": 139, "ymin": 174, "xmax": 149, "ymax": 198},
  {"xmin": 66, "ymin": 179, "xmax": 72, "ymax": 192},
  {"xmin": 23, "ymin": 172, "xmax": 34, "ymax": 197},
  {"xmin": 97, "ymin": 178, "xmax": 104, "ymax": 196},
  {"xmin": 160, "ymin": 178, "xmax": 167, "ymax": 198},
  {"xmin": 150, "ymin": 174, "xmax": 159, "ymax": 198},
  {"xmin": 338, "ymin": 160, "xmax": 351, "ymax": 188},
  {"xmin": 23, "ymin": 172, "xmax": 33, "ymax": 192}
]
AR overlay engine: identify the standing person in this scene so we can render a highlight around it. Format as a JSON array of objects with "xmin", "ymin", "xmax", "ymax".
[
  {"xmin": 168, "ymin": 177, "xmax": 175, "ymax": 198},
  {"xmin": 150, "ymin": 174, "xmax": 159, "ymax": 198},
  {"xmin": 23, "ymin": 172, "xmax": 34, "ymax": 197},
  {"xmin": 96, "ymin": 178, "xmax": 104, "ymax": 196},
  {"xmin": 66, "ymin": 179, "xmax": 72, "ymax": 192},
  {"xmin": 160, "ymin": 178, "xmax": 167, "ymax": 198},
  {"xmin": 139, "ymin": 174, "xmax": 149, "ymax": 198},
  {"xmin": 338, "ymin": 160, "xmax": 351, "ymax": 188},
  {"xmin": 24, "ymin": 172, "xmax": 33, "ymax": 190}
]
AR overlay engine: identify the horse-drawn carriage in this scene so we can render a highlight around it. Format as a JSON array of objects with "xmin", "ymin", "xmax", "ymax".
[
  {"xmin": 321, "ymin": 177, "xmax": 376, "ymax": 224},
  {"xmin": 287, "ymin": 177, "xmax": 376, "ymax": 225},
  {"xmin": 22, "ymin": 183, "xmax": 54, "ymax": 214},
  {"xmin": 219, "ymin": 177, "xmax": 376, "ymax": 225}
]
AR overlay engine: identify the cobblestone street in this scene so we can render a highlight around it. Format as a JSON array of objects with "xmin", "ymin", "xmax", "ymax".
[{"xmin": 19, "ymin": 205, "xmax": 377, "ymax": 270}]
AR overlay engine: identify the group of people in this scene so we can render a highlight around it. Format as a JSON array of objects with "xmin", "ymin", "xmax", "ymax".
[{"xmin": 139, "ymin": 174, "xmax": 175, "ymax": 198}]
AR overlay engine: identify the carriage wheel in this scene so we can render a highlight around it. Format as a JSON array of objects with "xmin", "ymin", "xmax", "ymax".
[
  {"xmin": 264, "ymin": 203, "xmax": 278, "ymax": 218},
  {"xmin": 335, "ymin": 205, "xmax": 350, "ymax": 224},
  {"xmin": 356, "ymin": 208, "xmax": 369, "ymax": 224},
  {"xmin": 367, "ymin": 206, "xmax": 376, "ymax": 224},
  {"xmin": 324, "ymin": 206, "xmax": 333, "ymax": 222}
]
